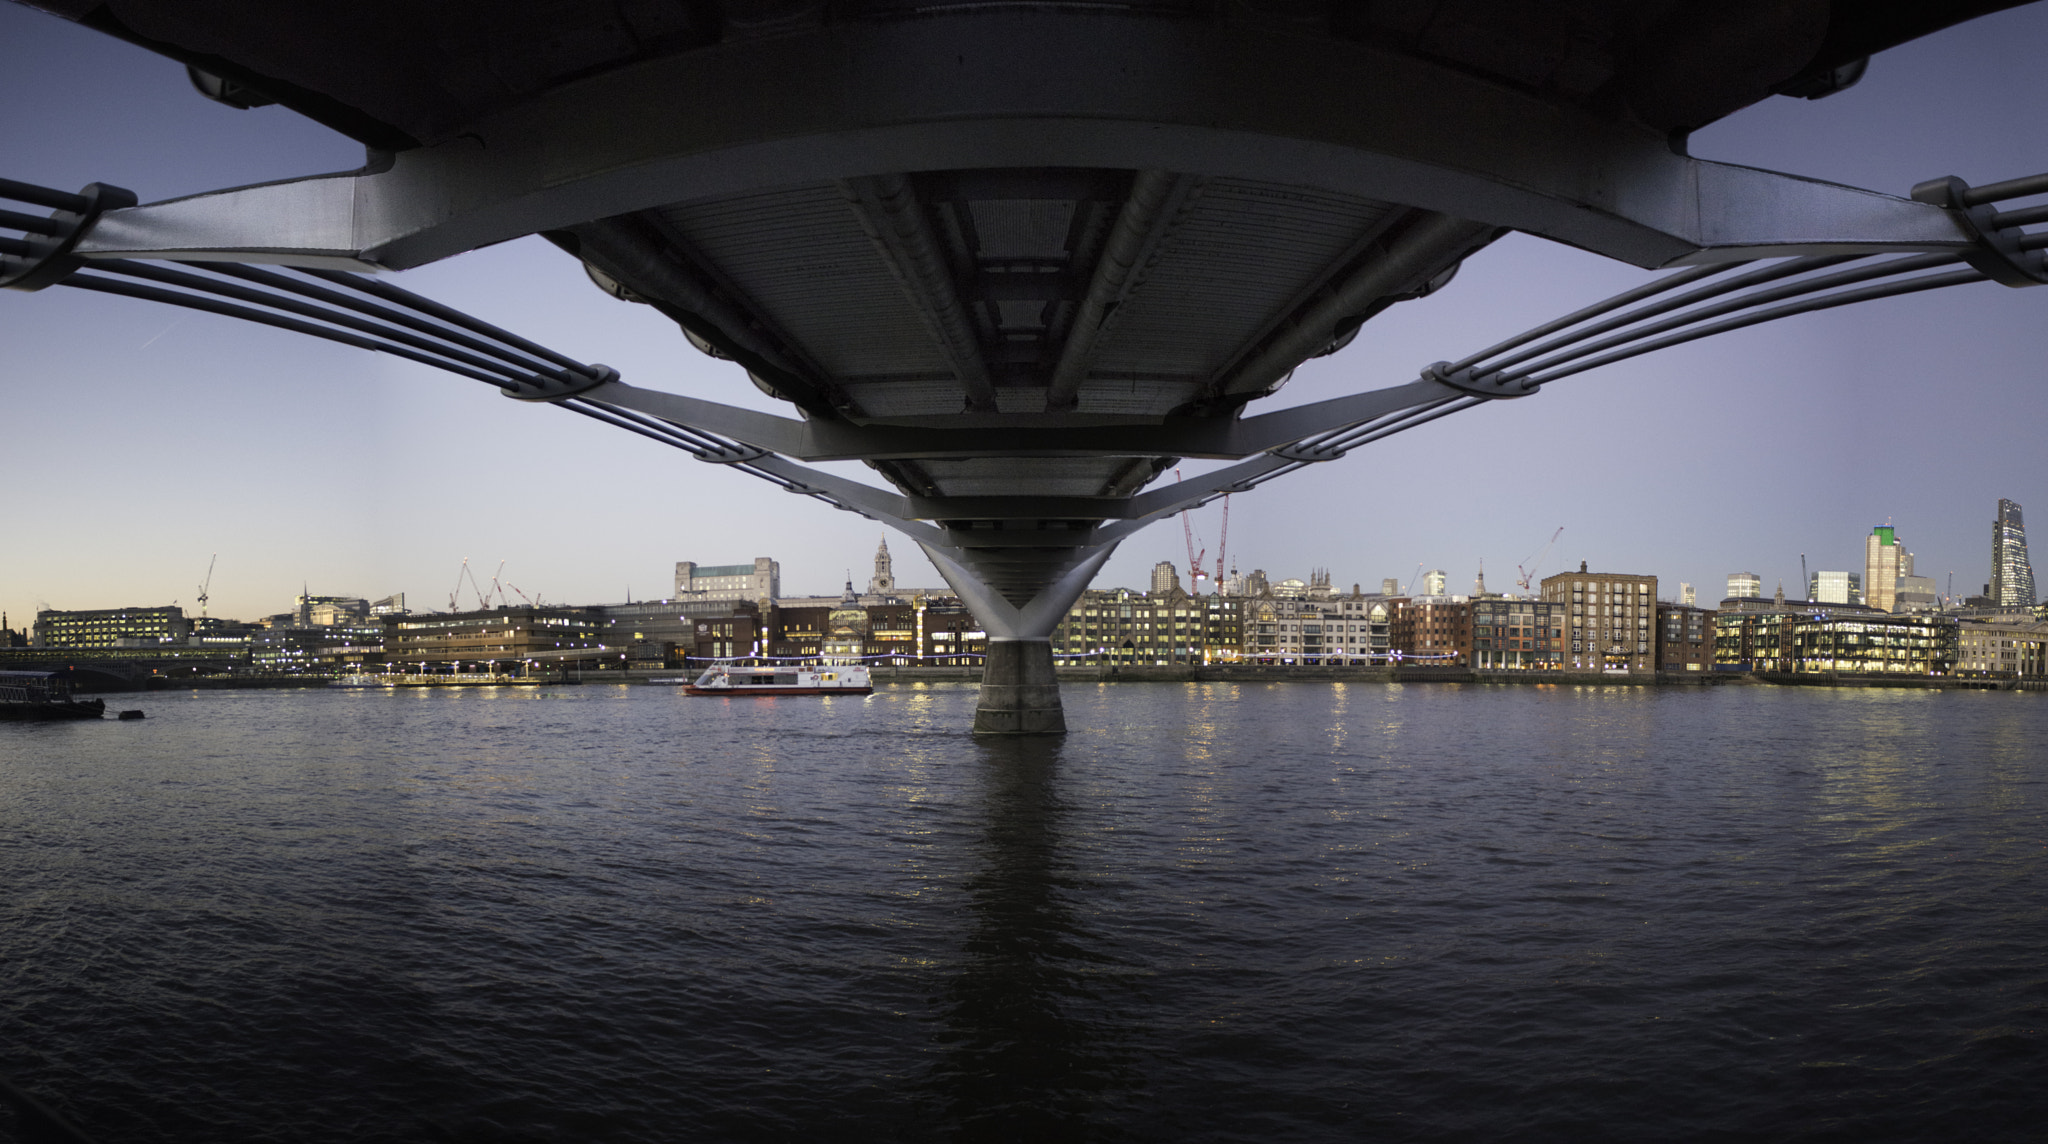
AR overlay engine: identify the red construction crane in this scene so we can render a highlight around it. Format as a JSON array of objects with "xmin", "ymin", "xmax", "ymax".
[{"xmin": 1174, "ymin": 469, "xmax": 1206, "ymax": 594}]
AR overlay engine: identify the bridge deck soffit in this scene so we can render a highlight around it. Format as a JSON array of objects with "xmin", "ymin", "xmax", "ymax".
[{"xmin": 75, "ymin": 15, "xmax": 1967, "ymax": 275}]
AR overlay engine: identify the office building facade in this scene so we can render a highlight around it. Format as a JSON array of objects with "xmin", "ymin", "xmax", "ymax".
[
  {"xmin": 33, "ymin": 605, "xmax": 191, "ymax": 648},
  {"xmin": 1728, "ymin": 572, "xmax": 1761, "ymax": 599},
  {"xmin": 1954, "ymin": 620, "xmax": 2048, "ymax": 678},
  {"xmin": 1993, "ymin": 499, "xmax": 2036, "ymax": 607},
  {"xmin": 1808, "ymin": 570, "xmax": 1861, "ymax": 606},
  {"xmin": 383, "ymin": 607, "xmax": 607, "ymax": 671},
  {"xmin": 1788, "ymin": 614, "xmax": 1956, "ymax": 676},
  {"xmin": 1056, "ymin": 588, "xmax": 1242, "ymax": 665},
  {"xmin": 1864, "ymin": 526, "xmax": 1903, "ymax": 612},
  {"xmin": 673, "ymin": 558, "xmax": 779, "ymax": 602}
]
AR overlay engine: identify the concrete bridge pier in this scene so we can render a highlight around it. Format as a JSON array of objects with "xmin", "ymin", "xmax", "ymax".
[
  {"xmin": 974, "ymin": 639, "xmax": 1065, "ymax": 734},
  {"xmin": 919, "ymin": 542, "xmax": 1116, "ymax": 735}
]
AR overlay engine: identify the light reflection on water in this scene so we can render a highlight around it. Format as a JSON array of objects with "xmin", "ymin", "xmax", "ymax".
[{"xmin": 1, "ymin": 682, "xmax": 2044, "ymax": 1142}]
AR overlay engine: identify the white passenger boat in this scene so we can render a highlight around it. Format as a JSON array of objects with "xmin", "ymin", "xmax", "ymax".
[{"xmin": 685, "ymin": 664, "xmax": 873, "ymax": 696}]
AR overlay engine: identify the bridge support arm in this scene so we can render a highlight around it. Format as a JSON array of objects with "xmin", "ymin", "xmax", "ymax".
[
  {"xmin": 920, "ymin": 542, "xmax": 1117, "ymax": 735},
  {"xmin": 583, "ymin": 374, "xmax": 1457, "ymax": 462}
]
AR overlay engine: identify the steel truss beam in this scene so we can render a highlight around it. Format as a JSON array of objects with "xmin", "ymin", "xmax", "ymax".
[{"xmin": 69, "ymin": 15, "xmax": 1969, "ymax": 274}]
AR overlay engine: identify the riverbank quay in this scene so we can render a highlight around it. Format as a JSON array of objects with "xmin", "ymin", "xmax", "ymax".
[
  {"xmin": 854, "ymin": 663, "xmax": 1742, "ymax": 686},
  {"xmin": 1755, "ymin": 671, "xmax": 2034, "ymax": 691},
  {"xmin": 151, "ymin": 675, "xmax": 331, "ymax": 690},
  {"xmin": 137, "ymin": 666, "xmax": 2045, "ymax": 692}
]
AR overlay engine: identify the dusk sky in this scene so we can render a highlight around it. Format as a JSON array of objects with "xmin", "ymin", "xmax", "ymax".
[{"xmin": 3, "ymin": 1, "xmax": 2046, "ymax": 627}]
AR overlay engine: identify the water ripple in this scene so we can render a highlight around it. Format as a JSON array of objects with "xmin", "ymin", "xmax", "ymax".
[{"xmin": 1, "ymin": 683, "xmax": 2044, "ymax": 1140}]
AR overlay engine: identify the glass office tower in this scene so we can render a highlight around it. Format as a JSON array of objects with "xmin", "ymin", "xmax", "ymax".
[{"xmin": 1993, "ymin": 499, "xmax": 2036, "ymax": 606}]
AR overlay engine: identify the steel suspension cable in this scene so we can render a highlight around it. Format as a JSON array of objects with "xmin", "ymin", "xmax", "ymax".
[
  {"xmin": 1500, "ymin": 252, "xmax": 1965, "ymax": 381},
  {"xmin": 87, "ymin": 260, "xmax": 558, "ymax": 385},
  {"xmin": 1470, "ymin": 254, "xmax": 1871, "ymax": 376},
  {"xmin": 1443, "ymin": 262, "xmax": 1739, "ymax": 374},
  {"xmin": 193, "ymin": 261, "xmax": 585, "ymax": 382},
  {"xmin": 1524, "ymin": 266, "xmax": 1987, "ymax": 385},
  {"xmin": 60, "ymin": 272, "xmax": 519, "ymax": 387},
  {"xmin": 301, "ymin": 267, "xmax": 593, "ymax": 374}
]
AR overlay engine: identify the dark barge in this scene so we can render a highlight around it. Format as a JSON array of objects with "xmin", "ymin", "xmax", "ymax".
[{"xmin": 0, "ymin": 670, "xmax": 106, "ymax": 721}]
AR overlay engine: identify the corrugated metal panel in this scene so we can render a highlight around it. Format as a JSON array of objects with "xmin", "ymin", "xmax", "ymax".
[
  {"xmin": 918, "ymin": 457, "xmax": 1132, "ymax": 499},
  {"xmin": 838, "ymin": 379, "xmax": 968, "ymax": 417},
  {"xmin": 1074, "ymin": 377, "xmax": 1203, "ymax": 415},
  {"xmin": 657, "ymin": 184, "xmax": 953, "ymax": 381},
  {"xmin": 1090, "ymin": 179, "xmax": 1394, "ymax": 379},
  {"xmin": 968, "ymin": 200, "xmax": 1075, "ymax": 258}
]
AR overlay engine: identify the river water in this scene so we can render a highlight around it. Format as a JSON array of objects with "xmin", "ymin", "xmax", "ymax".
[{"xmin": 2, "ymin": 681, "xmax": 2044, "ymax": 1142}]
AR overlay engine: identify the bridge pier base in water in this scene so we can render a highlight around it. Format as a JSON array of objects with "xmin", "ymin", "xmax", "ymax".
[
  {"xmin": 920, "ymin": 541, "xmax": 1118, "ymax": 735},
  {"xmin": 973, "ymin": 640, "xmax": 1065, "ymax": 735}
]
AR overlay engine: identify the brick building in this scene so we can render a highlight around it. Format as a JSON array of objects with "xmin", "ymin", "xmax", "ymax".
[
  {"xmin": 1388, "ymin": 598, "xmax": 1472, "ymax": 665},
  {"xmin": 1541, "ymin": 563, "xmax": 1657, "ymax": 673},
  {"xmin": 1656, "ymin": 603, "xmax": 1715, "ymax": 672}
]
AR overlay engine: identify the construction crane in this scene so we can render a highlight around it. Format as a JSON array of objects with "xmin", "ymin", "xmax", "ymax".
[
  {"xmin": 485, "ymin": 559, "xmax": 508, "ymax": 609},
  {"xmin": 196, "ymin": 554, "xmax": 216, "ymax": 617},
  {"xmin": 449, "ymin": 557, "xmax": 494, "ymax": 611},
  {"xmin": 1404, "ymin": 562, "xmax": 1425, "ymax": 595},
  {"xmin": 1174, "ymin": 468, "xmax": 1213, "ymax": 595},
  {"xmin": 1212, "ymin": 494, "xmax": 1231, "ymax": 591},
  {"xmin": 1800, "ymin": 554, "xmax": 1809, "ymax": 601},
  {"xmin": 1515, "ymin": 527, "xmax": 1565, "ymax": 591}
]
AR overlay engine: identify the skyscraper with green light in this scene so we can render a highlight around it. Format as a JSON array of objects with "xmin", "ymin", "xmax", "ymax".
[{"xmin": 1865, "ymin": 525, "xmax": 1901, "ymax": 613}]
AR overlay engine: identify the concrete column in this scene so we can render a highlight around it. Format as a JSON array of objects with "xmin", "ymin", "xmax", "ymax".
[
  {"xmin": 974, "ymin": 639, "xmax": 1065, "ymax": 734},
  {"xmin": 917, "ymin": 541, "xmax": 1117, "ymax": 735}
]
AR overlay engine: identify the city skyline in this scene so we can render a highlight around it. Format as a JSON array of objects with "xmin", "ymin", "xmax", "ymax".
[{"xmin": 4, "ymin": 4, "xmax": 2047, "ymax": 627}]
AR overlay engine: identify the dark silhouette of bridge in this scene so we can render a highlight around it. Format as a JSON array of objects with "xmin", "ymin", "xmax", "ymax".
[{"xmin": 6, "ymin": 1, "xmax": 2044, "ymax": 730}]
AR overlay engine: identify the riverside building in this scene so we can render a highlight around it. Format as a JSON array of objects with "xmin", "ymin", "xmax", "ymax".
[
  {"xmin": 1542, "ymin": 564, "xmax": 1657, "ymax": 673},
  {"xmin": 1388, "ymin": 597, "xmax": 1471, "ymax": 665},
  {"xmin": 32, "ymin": 605, "xmax": 190, "ymax": 648},
  {"xmin": 1953, "ymin": 620, "xmax": 2047, "ymax": 679},
  {"xmin": 1656, "ymin": 603, "xmax": 1715, "ymax": 672},
  {"xmin": 1787, "ymin": 613, "xmax": 1956, "ymax": 676},
  {"xmin": 1056, "ymin": 588, "xmax": 1240, "ymax": 665},
  {"xmin": 1242, "ymin": 592, "xmax": 1383, "ymax": 664},
  {"xmin": 1469, "ymin": 598, "xmax": 1564, "ymax": 669},
  {"xmin": 382, "ymin": 606, "xmax": 607, "ymax": 673}
]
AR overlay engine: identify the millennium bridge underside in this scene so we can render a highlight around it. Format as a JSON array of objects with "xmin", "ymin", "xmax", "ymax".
[{"xmin": 6, "ymin": 0, "xmax": 2045, "ymax": 730}]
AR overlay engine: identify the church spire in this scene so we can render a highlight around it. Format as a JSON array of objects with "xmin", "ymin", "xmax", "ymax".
[{"xmin": 869, "ymin": 534, "xmax": 895, "ymax": 595}]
